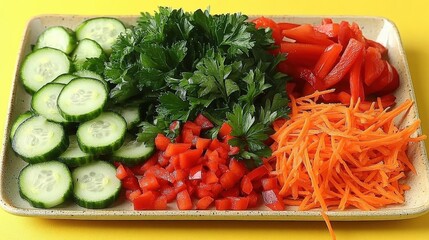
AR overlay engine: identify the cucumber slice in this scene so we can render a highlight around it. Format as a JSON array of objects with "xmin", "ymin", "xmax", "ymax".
[
  {"xmin": 10, "ymin": 111, "xmax": 34, "ymax": 140},
  {"xmin": 72, "ymin": 161, "xmax": 121, "ymax": 209},
  {"xmin": 52, "ymin": 74, "xmax": 77, "ymax": 84},
  {"xmin": 19, "ymin": 161, "xmax": 72, "ymax": 208},
  {"xmin": 34, "ymin": 26, "xmax": 77, "ymax": 54},
  {"xmin": 57, "ymin": 77, "xmax": 108, "ymax": 122},
  {"xmin": 110, "ymin": 105, "xmax": 141, "ymax": 130},
  {"xmin": 71, "ymin": 39, "xmax": 104, "ymax": 70},
  {"xmin": 76, "ymin": 17, "xmax": 125, "ymax": 54},
  {"xmin": 74, "ymin": 70, "xmax": 109, "ymax": 91},
  {"xmin": 31, "ymin": 83, "xmax": 69, "ymax": 123},
  {"xmin": 58, "ymin": 135, "xmax": 95, "ymax": 168},
  {"xmin": 77, "ymin": 112, "xmax": 126, "ymax": 154},
  {"xmin": 20, "ymin": 47, "xmax": 71, "ymax": 94},
  {"xmin": 12, "ymin": 115, "xmax": 69, "ymax": 163},
  {"xmin": 112, "ymin": 135, "xmax": 154, "ymax": 166}
]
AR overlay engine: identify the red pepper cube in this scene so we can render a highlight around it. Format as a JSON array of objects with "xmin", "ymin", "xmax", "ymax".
[
  {"xmin": 189, "ymin": 164, "xmax": 203, "ymax": 180},
  {"xmin": 194, "ymin": 114, "xmax": 214, "ymax": 130},
  {"xmin": 183, "ymin": 121, "xmax": 202, "ymax": 136},
  {"xmin": 261, "ymin": 177, "xmax": 279, "ymax": 191},
  {"xmin": 160, "ymin": 186, "xmax": 177, "ymax": 203},
  {"xmin": 229, "ymin": 159, "xmax": 247, "ymax": 178},
  {"xmin": 196, "ymin": 196, "xmax": 214, "ymax": 210},
  {"xmin": 218, "ymin": 123, "xmax": 233, "ymax": 139},
  {"xmin": 126, "ymin": 189, "xmax": 142, "ymax": 202},
  {"xmin": 178, "ymin": 148, "xmax": 203, "ymax": 169},
  {"xmin": 229, "ymin": 197, "xmax": 250, "ymax": 210},
  {"xmin": 215, "ymin": 198, "xmax": 232, "ymax": 210},
  {"xmin": 131, "ymin": 153, "xmax": 158, "ymax": 175},
  {"xmin": 196, "ymin": 137, "xmax": 211, "ymax": 150},
  {"xmin": 115, "ymin": 163, "xmax": 129, "ymax": 180},
  {"xmin": 176, "ymin": 189, "xmax": 193, "ymax": 210},
  {"xmin": 203, "ymin": 170, "xmax": 219, "ymax": 184},
  {"xmin": 248, "ymin": 191, "xmax": 260, "ymax": 208},
  {"xmin": 181, "ymin": 128, "xmax": 196, "ymax": 144},
  {"xmin": 262, "ymin": 190, "xmax": 285, "ymax": 211},
  {"xmin": 155, "ymin": 133, "xmax": 171, "ymax": 151},
  {"xmin": 240, "ymin": 175, "xmax": 253, "ymax": 195},
  {"xmin": 154, "ymin": 195, "xmax": 168, "ymax": 210},
  {"xmin": 139, "ymin": 174, "xmax": 161, "ymax": 191},
  {"xmin": 221, "ymin": 186, "xmax": 240, "ymax": 198},
  {"xmin": 219, "ymin": 171, "xmax": 240, "ymax": 190},
  {"xmin": 164, "ymin": 143, "xmax": 192, "ymax": 157},
  {"xmin": 122, "ymin": 175, "xmax": 140, "ymax": 191},
  {"xmin": 133, "ymin": 191, "xmax": 156, "ymax": 210}
]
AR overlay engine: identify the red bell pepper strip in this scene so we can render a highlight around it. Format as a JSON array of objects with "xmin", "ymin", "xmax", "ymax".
[
  {"xmin": 324, "ymin": 38, "xmax": 365, "ymax": 88},
  {"xmin": 313, "ymin": 43, "xmax": 343, "ymax": 79},
  {"xmin": 282, "ymin": 24, "xmax": 335, "ymax": 46}
]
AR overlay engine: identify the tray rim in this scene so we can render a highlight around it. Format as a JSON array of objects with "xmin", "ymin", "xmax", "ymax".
[{"xmin": 1, "ymin": 14, "xmax": 429, "ymax": 221}]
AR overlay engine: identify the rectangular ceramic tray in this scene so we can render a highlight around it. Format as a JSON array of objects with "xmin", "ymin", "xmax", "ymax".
[{"xmin": 1, "ymin": 15, "xmax": 429, "ymax": 221}]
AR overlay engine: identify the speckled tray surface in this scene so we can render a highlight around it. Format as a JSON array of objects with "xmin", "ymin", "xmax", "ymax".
[{"xmin": 1, "ymin": 15, "xmax": 429, "ymax": 221}]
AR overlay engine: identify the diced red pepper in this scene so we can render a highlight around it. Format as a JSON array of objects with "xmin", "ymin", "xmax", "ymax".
[
  {"xmin": 194, "ymin": 114, "xmax": 214, "ymax": 130},
  {"xmin": 116, "ymin": 163, "xmax": 129, "ymax": 180},
  {"xmin": 218, "ymin": 122, "xmax": 233, "ymax": 139},
  {"xmin": 176, "ymin": 190, "xmax": 193, "ymax": 210},
  {"xmin": 133, "ymin": 191, "xmax": 156, "ymax": 210},
  {"xmin": 196, "ymin": 196, "xmax": 214, "ymax": 210},
  {"xmin": 215, "ymin": 198, "xmax": 232, "ymax": 210},
  {"xmin": 179, "ymin": 148, "xmax": 203, "ymax": 169},
  {"xmin": 262, "ymin": 190, "xmax": 285, "ymax": 211},
  {"xmin": 164, "ymin": 143, "xmax": 192, "ymax": 157},
  {"xmin": 139, "ymin": 174, "xmax": 161, "ymax": 191},
  {"xmin": 181, "ymin": 128, "xmax": 196, "ymax": 144},
  {"xmin": 203, "ymin": 170, "xmax": 219, "ymax": 184},
  {"xmin": 126, "ymin": 189, "xmax": 142, "ymax": 202},
  {"xmin": 160, "ymin": 186, "xmax": 177, "ymax": 203},
  {"xmin": 229, "ymin": 159, "xmax": 247, "ymax": 178},
  {"xmin": 240, "ymin": 175, "xmax": 253, "ymax": 195},
  {"xmin": 183, "ymin": 121, "xmax": 202, "ymax": 136},
  {"xmin": 189, "ymin": 164, "xmax": 203, "ymax": 180},
  {"xmin": 261, "ymin": 177, "xmax": 279, "ymax": 191},
  {"xmin": 154, "ymin": 133, "xmax": 171, "ymax": 151},
  {"xmin": 220, "ymin": 171, "xmax": 240, "ymax": 190},
  {"xmin": 196, "ymin": 137, "xmax": 211, "ymax": 150},
  {"xmin": 122, "ymin": 175, "xmax": 140, "ymax": 191},
  {"xmin": 230, "ymin": 197, "xmax": 250, "ymax": 210},
  {"xmin": 248, "ymin": 191, "xmax": 260, "ymax": 208},
  {"xmin": 154, "ymin": 195, "xmax": 168, "ymax": 210}
]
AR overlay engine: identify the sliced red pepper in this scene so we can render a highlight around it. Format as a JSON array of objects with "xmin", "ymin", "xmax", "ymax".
[
  {"xmin": 282, "ymin": 24, "xmax": 334, "ymax": 46},
  {"xmin": 252, "ymin": 16, "xmax": 282, "ymax": 44},
  {"xmin": 247, "ymin": 165, "xmax": 269, "ymax": 181},
  {"xmin": 338, "ymin": 21, "xmax": 353, "ymax": 47},
  {"xmin": 280, "ymin": 42, "xmax": 325, "ymax": 67},
  {"xmin": 364, "ymin": 46, "xmax": 386, "ymax": 86},
  {"xmin": 313, "ymin": 43, "xmax": 343, "ymax": 79},
  {"xmin": 365, "ymin": 39, "xmax": 388, "ymax": 58},
  {"xmin": 349, "ymin": 49, "xmax": 365, "ymax": 103},
  {"xmin": 314, "ymin": 23, "xmax": 340, "ymax": 38},
  {"xmin": 324, "ymin": 38, "xmax": 365, "ymax": 88},
  {"xmin": 278, "ymin": 22, "xmax": 301, "ymax": 31}
]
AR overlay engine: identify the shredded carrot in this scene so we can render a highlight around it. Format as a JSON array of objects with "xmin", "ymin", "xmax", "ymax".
[{"xmin": 270, "ymin": 90, "xmax": 426, "ymax": 239}]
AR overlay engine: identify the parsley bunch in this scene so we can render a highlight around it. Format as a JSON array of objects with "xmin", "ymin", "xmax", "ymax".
[{"xmin": 86, "ymin": 7, "xmax": 289, "ymax": 167}]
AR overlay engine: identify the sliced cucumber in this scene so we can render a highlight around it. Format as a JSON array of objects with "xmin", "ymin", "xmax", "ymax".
[
  {"xmin": 110, "ymin": 105, "xmax": 141, "ymax": 130},
  {"xmin": 74, "ymin": 70, "xmax": 109, "ymax": 90},
  {"xmin": 58, "ymin": 135, "xmax": 95, "ymax": 168},
  {"xmin": 19, "ymin": 161, "xmax": 72, "ymax": 208},
  {"xmin": 20, "ymin": 47, "xmax": 71, "ymax": 94},
  {"xmin": 57, "ymin": 77, "xmax": 108, "ymax": 122},
  {"xmin": 52, "ymin": 74, "xmax": 77, "ymax": 84},
  {"xmin": 71, "ymin": 38, "xmax": 104, "ymax": 70},
  {"xmin": 31, "ymin": 83, "xmax": 69, "ymax": 123},
  {"xmin": 76, "ymin": 112, "xmax": 126, "ymax": 154},
  {"xmin": 112, "ymin": 135, "xmax": 154, "ymax": 166},
  {"xmin": 74, "ymin": 70, "xmax": 103, "ymax": 81},
  {"xmin": 34, "ymin": 26, "xmax": 77, "ymax": 54},
  {"xmin": 10, "ymin": 111, "xmax": 34, "ymax": 140},
  {"xmin": 12, "ymin": 115, "xmax": 69, "ymax": 163},
  {"xmin": 76, "ymin": 17, "xmax": 126, "ymax": 54},
  {"xmin": 72, "ymin": 161, "xmax": 121, "ymax": 209}
]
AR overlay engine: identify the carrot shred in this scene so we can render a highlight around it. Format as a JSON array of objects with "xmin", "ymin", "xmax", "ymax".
[{"xmin": 271, "ymin": 90, "xmax": 426, "ymax": 239}]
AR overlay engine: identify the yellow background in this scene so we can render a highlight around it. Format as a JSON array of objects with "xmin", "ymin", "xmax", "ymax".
[{"xmin": 1, "ymin": 0, "xmax": 429, "ymax": 239}]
